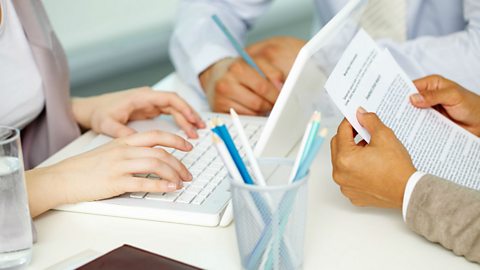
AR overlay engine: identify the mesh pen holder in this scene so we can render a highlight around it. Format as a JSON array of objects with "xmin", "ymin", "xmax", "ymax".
[{"xmin": 230, "ymin": 158, "xmax": 308, "ymax": 270}]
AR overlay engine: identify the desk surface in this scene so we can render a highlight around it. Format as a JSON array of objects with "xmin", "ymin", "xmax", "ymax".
[{"xmin": 29, "ymin": 74, "xmax": 477, "ymax": 269}]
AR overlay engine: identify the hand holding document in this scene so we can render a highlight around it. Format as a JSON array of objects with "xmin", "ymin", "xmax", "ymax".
[{"xmin": 325, "ymin": 29, "xmax": 480, "ymax": 190}]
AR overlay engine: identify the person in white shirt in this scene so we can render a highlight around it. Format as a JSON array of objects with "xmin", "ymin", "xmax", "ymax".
[
  {"xmin": 330, "ymin": 75, "xmax": 480, "ymax": 263},
  {"xmin": 1, "ymin": 0, "xmax": 205, "ymax": 217},
  {"xmin": 170, "ymin": 0, "xmax": 480, "ymax": 115}
]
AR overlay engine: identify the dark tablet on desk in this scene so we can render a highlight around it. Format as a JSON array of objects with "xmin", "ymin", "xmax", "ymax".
[{"xmin": 76, "ymin": 244, "xmax": 203, "ymax": 270}]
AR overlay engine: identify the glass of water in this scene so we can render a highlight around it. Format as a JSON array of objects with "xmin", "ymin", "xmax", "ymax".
[{"xmin": 0, "ymin": 126, "xmax": 32, "ymax": 269}]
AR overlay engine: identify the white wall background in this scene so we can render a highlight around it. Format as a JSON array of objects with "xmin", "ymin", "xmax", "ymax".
[{"xmin": 43, "ymin": 0, "xmax": 315, "ymax": 96}]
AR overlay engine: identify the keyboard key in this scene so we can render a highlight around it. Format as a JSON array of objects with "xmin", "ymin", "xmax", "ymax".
[
  {"xmin": 176, "ymin": 192, "xmax": 196, "ymax": 204},
  {"xmin": 204, "ymin": 183, "xmax": 217, "ymax": 193},
  {"xmin": 186, "ymin": 185, "xmax": 203, "ymax": 195},
  {"xmin": 172, "ymin": 151, "xmax": 187, "ymax": 160},
  {"xmin": 212, "ymin": 176, "xmax": 224, "ymax": 186},
  {"xmin": 192, "ymin": 196, "xmax": 206, "ymax": 205},
  {"xmin": 145, "ymin": 191, "xmax": 181, "ymax": 202},
  {"xmin": 202, "ymin": 169, "xmax": 218, "ymax": 179},
  {"xmin": 192, "ymin": 180, "xmax": 209, "ymax": 189},
  {"xmin": 129, "ymin": 192, "xmax": 147, "ymax": 199},
  {"xmin": 198, "ymin": 189, "xmax": 211, "ymax": 198}
]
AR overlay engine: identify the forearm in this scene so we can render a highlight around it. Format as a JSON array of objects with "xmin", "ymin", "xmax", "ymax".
[
  {"xmin": 25, "ymin": 167, "xmax": 69, "ymax": 218},
  {"xmin": 406, "ymin": 175, "xmax": 480, "ymax": 263}
]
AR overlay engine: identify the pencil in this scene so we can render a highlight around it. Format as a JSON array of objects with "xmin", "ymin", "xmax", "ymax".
[
  {"xmin": 229, "ymin": 108, "xmax": 267, "ymax": 186},
  {"xmin": 211, "ymin": 14, "xmax": 266, "ymax": 78}
]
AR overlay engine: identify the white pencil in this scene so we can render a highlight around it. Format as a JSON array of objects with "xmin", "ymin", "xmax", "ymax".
[{"xmin": 230, "ymin": 108, "xmax": 267, "ymax": 186}]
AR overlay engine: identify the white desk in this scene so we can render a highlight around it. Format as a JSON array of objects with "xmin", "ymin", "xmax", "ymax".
[{"xmin": 28, "ymin": 75, "xmax": 478, "ymax": 269}]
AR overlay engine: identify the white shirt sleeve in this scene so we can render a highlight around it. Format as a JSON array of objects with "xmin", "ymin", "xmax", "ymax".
[
  {"xmin": 378, "ymin": 0, "xmax": 480, "ymax": 92},
  {"xmin": 402, "ymin": 171, "xmax": 426, "ymax": 222},
  {"xmin": 169, "ymin": 0, "xmax": 273, "ymax": 94}
]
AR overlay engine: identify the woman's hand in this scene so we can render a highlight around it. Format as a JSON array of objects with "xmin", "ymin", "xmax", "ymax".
[
  {"xmin": 26, "ymin": 130, "xmax": 193, "ymax": 217},
  {"xmin": 72, "ymin": 87, "xmax": 206, "ymax": 139},
  {"xmin": 411, "ymin": 75, "xmax": 480, "ymax": 136},
  {"xmin": 330, "ymin": 109, "xmax": 416, "ymax": 208}
]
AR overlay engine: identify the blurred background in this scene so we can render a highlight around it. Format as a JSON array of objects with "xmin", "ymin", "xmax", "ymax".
[{"xmin": 43, "ymin": 0, "xmax": 315, "ymax": 97}]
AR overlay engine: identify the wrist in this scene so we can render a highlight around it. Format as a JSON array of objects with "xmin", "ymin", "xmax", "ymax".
[
  {"xmin": 71, "ymin": 97, "xmax": 97, "ymax": 130},
  {"xmin": 25, "ymin": 166, "xmax": 68, "ymax": 217},
  {"xmin": 395, "ymin": 165, "xmax": 416, "ymax": 208}
]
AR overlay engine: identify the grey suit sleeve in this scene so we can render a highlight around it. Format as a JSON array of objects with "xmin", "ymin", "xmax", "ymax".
[{"xmin": 406, "ymin": 174, "xmax": 480, "ymax": 263}]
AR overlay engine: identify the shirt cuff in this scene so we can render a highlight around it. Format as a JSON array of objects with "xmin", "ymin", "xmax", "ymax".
[{"xmin": 402, "ymin": 171, "xmax": 426, "ymax": 222}]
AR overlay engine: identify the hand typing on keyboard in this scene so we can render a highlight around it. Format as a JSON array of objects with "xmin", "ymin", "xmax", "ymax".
[
  {"xmin": 26, "ymin": 130, "xmax": 195, "ymax": 217},
  {"xmin": 129, "ymin": 121, "xmax": 262, "ymax": 206}
]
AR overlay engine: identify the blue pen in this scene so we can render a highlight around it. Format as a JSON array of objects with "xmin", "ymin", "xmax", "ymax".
[
  {"xmin": 211, "ymin": 15, "xmax": 266, "ymax": 78},
  {"xmin": 211, "ymin": 124, "xmax": 255, "ymax": 185}
]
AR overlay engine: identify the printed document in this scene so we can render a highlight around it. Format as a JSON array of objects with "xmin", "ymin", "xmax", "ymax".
[{"xmin": 325, "ymin": 29, "xmax": 480, "ymax": 190}]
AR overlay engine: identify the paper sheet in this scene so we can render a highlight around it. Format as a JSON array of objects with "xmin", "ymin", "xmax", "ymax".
[{"xmin": 325, "ymin": 29, "xmax": 480, "ymax": 190}]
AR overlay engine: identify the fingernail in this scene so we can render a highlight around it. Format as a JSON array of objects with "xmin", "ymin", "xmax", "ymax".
[
  {"xmin": 357, "ymin": 107, "xmax": 367, "ymax": 114},
  {"xmin": 273, "ymin": 81, "xmax": 284, "ymax": 90},
  {"xmin": 167, "ymin": 182, "xmax": 177, "ymax": 191},
  {"xmin": 184, "ymin": 140, "xmax": 193, "ymax": 150},
  {"xmin": 189, "ymin": 127, "xmax": 197, "ymax": 137},
  {"xmin": 177, "ymin": 181, "xmax": 184, "ymax": 189},
  {"xmin": 410, "ymin": 93, "xmax": 424, "ymax": 103},
  {"xmin": 185, "ymin": 171, "xmax": 193, "ymax": 181}
]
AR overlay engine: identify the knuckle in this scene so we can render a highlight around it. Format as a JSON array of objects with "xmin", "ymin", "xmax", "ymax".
[
  {"xmin": 251, "ymin": 99, "xmax": 264, "ymax": 111},
  {"xmin": 337, "ymin": 155, "xmax": 351, "ymax": 169},
  {"xmin": 264, "ymin": 47, "xmax": 278, "ymax": 59},
  {"xmin": 215, "ymin": 80, "xmax": 231, "ymax": 95},
  {"xmin": 255, "ymin": 81, "xmax": 269, "ymax": 95},
  {"xmin": 229, "ymin": 61, "xmax": 244, "ymax": 74}
]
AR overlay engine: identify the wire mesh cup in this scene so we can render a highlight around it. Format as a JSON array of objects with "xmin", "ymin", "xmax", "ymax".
[{"xmin": 230, "ymin": 158, "xmax": 308, "ymax": 270}]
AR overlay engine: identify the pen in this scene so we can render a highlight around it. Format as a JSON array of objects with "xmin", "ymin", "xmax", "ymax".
[
  {"xmin": 211, "ymin": 119, "xmax": 255, "ymax": 185},
  {"xmin": 229, "ymin": 108, "xmax": 267, "ymax": 186},
  {"xmin": 212, "ymin": 133, "xmax": 243, "ymax": 182},
  {"xmin": 211, "ymin": 14, "xmax": 266, "ymax": 78}
]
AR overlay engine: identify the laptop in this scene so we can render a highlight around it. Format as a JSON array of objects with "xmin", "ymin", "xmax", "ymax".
[{"xmin": 55, "ymin": 0, "xmax": 367, "ymax": 227}]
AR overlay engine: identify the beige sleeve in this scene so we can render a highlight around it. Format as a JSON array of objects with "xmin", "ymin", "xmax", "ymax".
[{"xmin": 406, "ymin": 174, "xmax": 480, "ymax": 263}]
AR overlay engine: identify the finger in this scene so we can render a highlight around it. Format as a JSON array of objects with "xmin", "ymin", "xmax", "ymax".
[
  {"xmin": 255, "ymin": 57, "xmax": 285, "ymax": 90},
  {"xmin": 335, "ymin": 118, "xmax": 356, "ymax": 151},
  {"xmin": 148, "ymin": 91, "xmax": 205, "ymax": 128},
  {"xmin": 119, "ymin": 158, "xmax": 184, "ymax": 183},
  {"xmin": 413, "ymin": 75, "xmax": 448, "ymax": 92},
  {"xmin": 229, "ymin": 61, "xmax": 279, "ymax": 104},
  {"xmin": 119, "ymin": 176, "xmax": 182, "ymax": 193},
  {"xmin": 166, "ymin": 108, "xmax": 199, "ymax": 139},
  {"xmin": 99, "ymin": 117, "xmax": 137, "ymax": 138},
  {"xmin": 330, "ymin": 136, "xmax": 337, "ymax": 162},
  {"xmin": 356, "ymin": 108, "xmax": 387, "ymax": 139},
  {"xmin": 217, "ymin": 78, "xmax": 273, "ymax": 113},
  {"xmin": 119, "ymin": 130, "xmax": 193, "ymax": 151},
  {"xmin": 409, "ymin": 88, "xmax": 460, "ymax": 108},
  {"xmin": 215, "ymin": 96, "xmax": 258, "ymax": 116},
  {"xmin": 123, "ymin": 147, "xmax": 192, "ymax": 181}
]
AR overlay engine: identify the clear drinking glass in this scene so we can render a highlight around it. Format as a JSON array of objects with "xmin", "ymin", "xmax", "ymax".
[
  {"xmin": 230, "ymin": 158, "xmax": 308, "ymax": 270},
  {"xmin": 0, "ymin": 126, "xmax": 32, "ymax": 269}
]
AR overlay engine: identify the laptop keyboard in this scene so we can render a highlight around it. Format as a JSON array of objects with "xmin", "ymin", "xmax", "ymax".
[{"xmin": 129, "ymin": 122, "xmax": 262, "ymax": 205}]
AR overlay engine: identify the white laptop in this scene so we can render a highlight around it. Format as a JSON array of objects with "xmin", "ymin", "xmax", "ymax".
[{"xmin": 56, "ymin": 0, "xmax": 367, "ymax": 227}]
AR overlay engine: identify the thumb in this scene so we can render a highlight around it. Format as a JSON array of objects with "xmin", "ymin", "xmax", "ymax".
[{"xmin": 356, "ymin": 107, "xmax": 386, "ymax": 138}]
